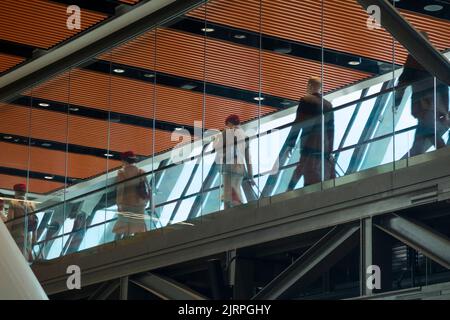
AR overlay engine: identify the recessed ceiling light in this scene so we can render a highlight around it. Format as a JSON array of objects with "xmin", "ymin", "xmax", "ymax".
[
  {"xmin": 3, "ymin": 135, "xmax": 13, "ymax": 140},
  {"xmin": 41, "ymin": 142, "xmax": 52, "ymax": 147},
  {"xmin": 69, "ymin": 107, "xmax": 79, "ymax": 112},
  {"xmin": 104, "ymin": 153, "xmax": 114, "ymax": 157},
  {"xmin": 38, "ymin": 102, "xmax": 50, "ymax": 107},
  {"xmin": 234, "ymin": 34, "xmax": 247, "ymax": 40},
  {"xmin": 201, "ymin": 27, "xmax": 215, "ymax": 33},
  {"xmin": 175, "ymin": 127, "xmax": 183, "ymax": 131},
  {"xmin": 113, "ymin": 68, "xmax": 125, "ymax": 74},
  {"xmin": 44, "ymin": 176, "xmax": 54, "ymax": 180},
  {"xmin": 424, "ymin": 4, "xmax": 443, "ymax": 12},
  {"xmin": 348, "ymin": 61, "xmax": 361, "ymax": 66},
  {"xmin": 254, "ymin": 96, "xmax": 265, "ymax": 101},
  {"xmin": 274, "ymin": 47, "xmax": 292, "ymax": 54},
  {"xmin": 143, "ymin": 73, "xmax": 155, "ymax": 78},
  {"xmin": 181, "ymin": 83, "xmax": 197, "ymax": 90}
]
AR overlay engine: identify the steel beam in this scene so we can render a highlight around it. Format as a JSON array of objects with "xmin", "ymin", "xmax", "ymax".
[
  {"xmin": 375, "ymin": 214, "xmax": 450, "ymax": 269},
  {"xmin": 88, "ymin": 280, "xmax": 119, "ymax": 300},
  {"xmin": 252, "ymin": 224, "xmax": 360, "ymax": 300},
  {"xmin": 357, "ymin": 0, "xmax": 450, "ymax": 85},
  {"xmin": 131, "ymin": 273, "xmax": 207, "ymax": 300}
]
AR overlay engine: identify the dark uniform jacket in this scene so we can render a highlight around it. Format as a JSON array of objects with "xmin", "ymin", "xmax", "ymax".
[{"xmin": 293, "ymin": 93, "xmax": 334, "ymax": 156}]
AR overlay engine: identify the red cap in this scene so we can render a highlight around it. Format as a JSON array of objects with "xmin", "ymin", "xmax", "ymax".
[
  {"xmin": 225, "ymin": 114, "xmax": 240, "ymax": 126},
  {"xmin": 13, "ymin": 183, "xmax": 27, "ymax": 192},
  {"xmin": 120, "ymin": 151, "xmax": 137, "ymax": 161}
]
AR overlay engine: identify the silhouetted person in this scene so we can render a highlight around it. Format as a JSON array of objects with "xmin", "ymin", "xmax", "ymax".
[
  {"xmin": 113, "ymin": 151, "xmax": 150, "ymax": 238},
  {"xmin": 288, "ymin": 77, "xmax": 335, "ymax": 189},
  {"xmin": 395, "ymin": 31, "xmax": 449, "ymax": 157},
  {"xmin": 213, "ymin": 115, "xmax": 253, "ymax": 209}
]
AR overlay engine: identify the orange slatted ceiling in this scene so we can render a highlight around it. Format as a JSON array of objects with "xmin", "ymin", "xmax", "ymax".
[
  {"xmin": 155, "ymin": 85, "xmax": 274, "ymax": 128},
  {"xmin": 0, "ymin": 174, "xmax": 64, "ymax": 194},
  {"xmin": 0, "ymin": 142, "xmax": 119, "ymax": 179},
  {"xmin": 29, "ymin": 69, "xmax": 153, "ymax": 118},
  {"xmin": 101, "ymin": 28, "xmax": 370, "ymax": 99},
  {"xmin": 28, "ymin": 69, "xmax": 275, "ymax": 127},
  {"xmin": 99, "ymin": 31, "xmax": 155, "ymax": 70},
  {"xmin": 188, "ymin": 0, "xmax": 450, "ymax": 64},
  {"xmin": 0, "ymin": 54, "xmax": 24, "ymax": 73},
  {"xmin": 0, "ymin": 0, "xmax": 107, "ymax": 49},
  {"xmin": 0, "ymin": 103, "xmax": 174, "ymax": 156}
]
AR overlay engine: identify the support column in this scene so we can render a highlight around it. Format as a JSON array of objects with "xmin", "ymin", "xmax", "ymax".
[
  {"xmin": 233, "ymin": 256, "xmax": 255, "ymax": 300},
  {"xmin": 360, "ymin": 217, "xmax": 373, "ymax": 296},
  {"xmin": 373, "ymin": 227, "xmax": 394, "ymax": 293},
  {"xmin": 120, "ymin": 276, "xmax": 129, "ymax": 300},
  {"xmin": 207, "ymin": 259, "xmax": 226, "ymax": 300}
]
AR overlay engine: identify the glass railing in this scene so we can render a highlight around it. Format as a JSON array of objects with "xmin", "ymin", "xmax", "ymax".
[{"xmin": 2, "ymin": 74, "xmax": 449, "ymax": 263}]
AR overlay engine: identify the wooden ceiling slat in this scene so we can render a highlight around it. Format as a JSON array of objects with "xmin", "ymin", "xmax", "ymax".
[
  {"xmin": 0, "ymin": 103, "xmax": 178, "ymax": 156},
  {"xmin": 188, "ymin": 0, "xmax": 450, "ymax": 64},
  {"xmin": 0, "ymin": 0, "xmax": 106, "ymax": 49},
  {"xmin": 0, "ymin": 142, "xmax": 118, "ymax": 179},
  {"xmin": 100, "ymin": 28, "xmax": 370, "ymax": 100},
  {"xmin": 0, "ymin": 53, "xmax": 25, "ymax": 73},
  {"xmin": 0, "ymin": 174, "xmax": 64, "ymax": 194}
]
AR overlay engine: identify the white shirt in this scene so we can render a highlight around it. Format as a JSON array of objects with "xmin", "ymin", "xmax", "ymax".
[{"xmin": 213, "ymin": 127, "xmax": 249, "ymax": 165}]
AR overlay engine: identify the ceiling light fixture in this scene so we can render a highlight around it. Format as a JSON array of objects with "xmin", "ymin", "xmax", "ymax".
[
  {"xmin": 113, "ymin": 68, "xmax": 125, "ymax": 74},
  {"xmin": 44, "ymin": 176, "xmax": 54, "ymax": 180},
  {"xmin": 181, "ymin": 83, "xmax": 197, "ymax": 90},
  {"xmin": 69, "ymin": 107, "xmax": 79, "ymax": 112},
  {"xmin": 201, "ymin": 27, "xmax": 215, "ymax": 33},
  {"xmin": 3, "ymin": 135, "xmax": 13, "ymax": 140},
  {"xmin": 38, "ymin": 102, "xmax": 50, "ymax": 107},
  {"xmin": 104, "ymin": 153, "xmax": 114, "ymax": 157},
  {"xmin": 41, "ymin": 142, "xmax": 52, "ymax": 147},
  {"xmin": 234, "ymin": 34, "xmax": 247, "ymax": 40},
  {"xmin": 254, "ymin": 96, "xmax": 265, "ymax": 102},
  {"xmin": 144, "ymin": 73, "xmax": 155, "ymax": 78},
  {"xmin": 424, "ymin": 4, "xmax": 443, "ymax": 12},
  {"xmin": 348, "ymin": 58, "xmax": 362, "ymax": 66},
  {"xmin": 274, "ymin": 47, "xmax": 292, "ymax": 54}
]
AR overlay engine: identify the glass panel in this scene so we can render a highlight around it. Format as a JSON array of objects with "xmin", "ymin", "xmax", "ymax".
[
  {"xmin": 323, "ymin": 0, "xmax": 395, "ymax": 186},
  {"xmin": 393, "ymin": 1, "xmax": 450, "ymax": 161},
  {"xmin": 1, "ymin": 94, "xmax": 32, "ymax": 260},
  {"xmin": 153, "ymin": 4, "xmax": 206, "ymax": 237},
  {"xmin": 5, "ymin": 0, "xmax": 449, "ymax": 267},
  {"xmin": 29, "ymin": 71, "xmax": 70, "ymax": 261}
]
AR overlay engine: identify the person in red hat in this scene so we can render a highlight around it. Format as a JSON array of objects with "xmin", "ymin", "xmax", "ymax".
[
  {"xmin": 213, "ymin": 114, "xmax": 254, "ymax": 209},
  {"xmin": 6, "ymin": 183, "xmax": 37, "ymax": 261},
  {"xmin": 113, "ymin": 151, "xmax": 151, "ymax": 238}
]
